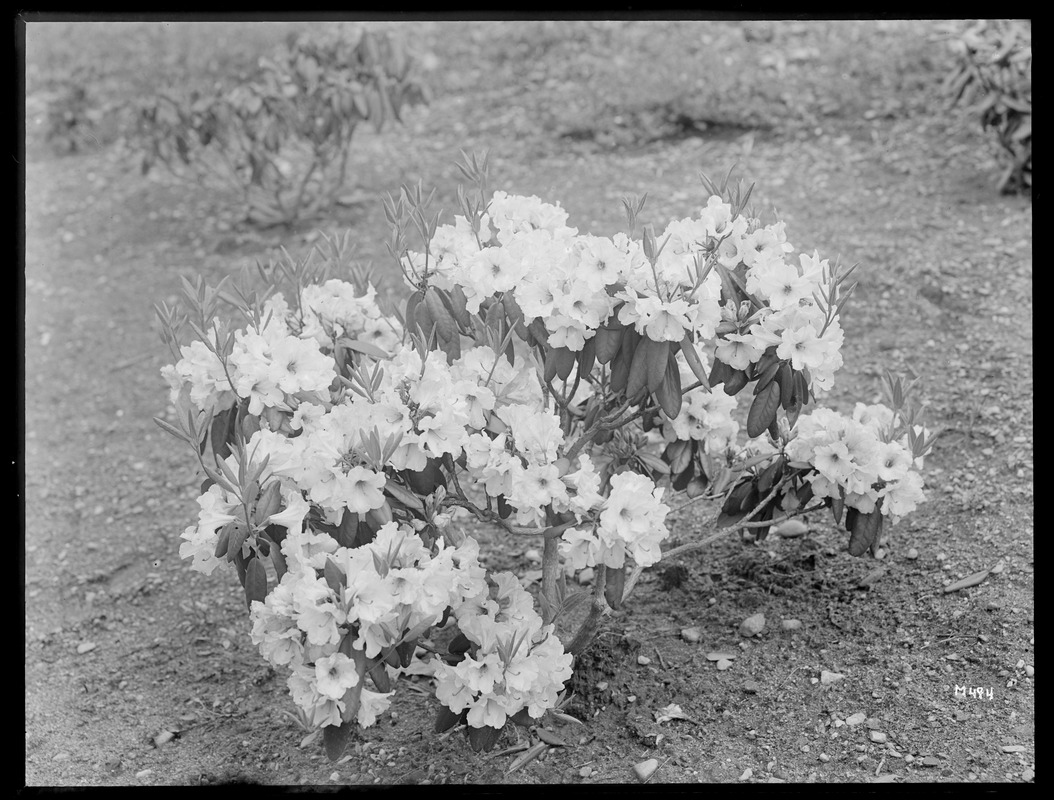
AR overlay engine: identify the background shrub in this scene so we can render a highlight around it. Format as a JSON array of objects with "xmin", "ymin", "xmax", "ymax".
[
  {"xmin": 130, "ymin": 28, "xmax": 428, "ymax": 227},
  {"xmin": 942, "ymin": 19, "xmax": 1031, "ymax": 194}
]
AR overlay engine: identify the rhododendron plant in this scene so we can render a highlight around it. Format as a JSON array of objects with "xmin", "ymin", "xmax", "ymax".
[{"xmin": 156, "ymin": 155, "xmax": 936, "ymax": 762}]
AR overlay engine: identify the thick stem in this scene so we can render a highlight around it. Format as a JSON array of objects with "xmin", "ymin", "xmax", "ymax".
[
  {"xmin": 568, "ymin": 566, "xmax": 610, "ymax": 656},
  {"xmin": 540, "ymin": 534, "xmax": 561, "ymax": 626}
]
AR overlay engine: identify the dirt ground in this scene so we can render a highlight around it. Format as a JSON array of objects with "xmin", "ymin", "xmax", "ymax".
[{"xmin": 23, "ymin": 20, "xmax": 1033, "ymax": 786}]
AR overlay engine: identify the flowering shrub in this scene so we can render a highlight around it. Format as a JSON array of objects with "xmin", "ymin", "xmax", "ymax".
[
  {"xmin": 942, "ymin": 19, "xmax": 1031, "ymax": 194},
  {"xmin": 133, "ymin": 29, "xmax": 428, "ymax": 226},
  {"xmin": 156, "ymin": 156, "xmax": 936, "ymax": 761}
]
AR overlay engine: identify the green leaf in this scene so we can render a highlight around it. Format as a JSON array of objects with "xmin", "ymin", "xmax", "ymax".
[
  {"xmin": 655, "ymin": 352, "xmax": 683, "ymax": 419},
  {"xmin": 213, "ymin": 522, "xmax": 233, "ymax": 559},
  {"xmin": 270, "ymin": 542, "xmax": 288, "ymax": 581},
  {"xmin": 434, "ymin": 704, "xmax": 464, "ymax": 733},
  {"xmin": 664, "ymin": 440, "xmax": 692, "ymax": 475},
  {"xmin": 747, "ymin": 381, "xmax": 781, "ymax": 438},
  {"xmin": 253, "ymin": 481, "xmax": 283, "ymax": 527},
  {"xmin": 753, "ymin": 356, "xmax": 781, "ymax": 396},
  {"xmin": 323, "ymin": 720, "xmax": 355, "ymax": 762},
  {"xmin": 847, "ymin": 503, "xmax": 884, "ymax": 557},
  {"xmin": 506, "ymin": 742, "xmax": 548, "ymax": 774},
  {"xmin": 830, "ymin": 494, "xmax": 845, "ymax": 526},
  {"xmin": 545, "ymin": 346, "xmax": 574, "ymax": 384},
  {"xmin": 722, "ymin": 368, "xmax": 749, "ymax": 396},
  {"xmin": 577, "ymin": 336, "xmax": 597, "ymax": 380},
  {"xmin": 709, "ymin": 358, "xmax": 733, "ymax": 388},
  {"xmin": 594, "ymin": 320, "xmax": 623, "ymax": 365},
  {"xmin": 337, "ymin": 338, "xmax": 389, "ymax": 360},
  {"xmin": 646, "ymin": 340, "xmax": 671, "ymax": 393},
  {"xmin": 626, "ymin": 336, "xmax": 653, "ymax": 399},
  {"xmin": 244, "ymin": 556, "xmax": 267, "ymax": 609},
  {"xmin": 324, "ymin": 557, "xmax": 347, "ymax": 594},
  {"xmin": 604, "ymin": 566, "xmax": 626, "ymax": 610},
  {"xmin": 535, "ymin": 728, "xmax": 566, "ymax": 747},
  {"xmin": 368, "ymin": 659, "xmax": 392, "ymax": 693},
  {"xmin": 467, "ymin": 724, "xmax": 503, "ymax": 753},
  {"xmin": 679, "ymin": 331, "xmax": 710, "ymax": 390},
  {"xmin": 153, "ymin": 416, "xmax": 191, "ymax": 444},
  {"xmin": 226, "ymin": 520, "xmax": 250, "ymax": 563},
  {"xmin": 384, "ymin": 478, "xmax": 425, "ymax": 512}
]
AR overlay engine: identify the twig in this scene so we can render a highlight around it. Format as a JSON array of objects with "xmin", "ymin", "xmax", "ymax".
[
  {"xmin": 777, "ymin": 665, "xmax": 805, "ymax": 693},
  {"xmin": 653, "ymin": 647, "xmax": 668, "ymax": 670},
  {"xmin": 110, "ymin": 352, "xmax": 155, "ymax": 372}
]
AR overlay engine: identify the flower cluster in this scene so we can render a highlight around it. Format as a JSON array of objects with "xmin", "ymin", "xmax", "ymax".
[
  {"xmin": 433, "ymin": 571, "xmax": 573, "ymax": 729},
  {"xmin": 418, "ymin": 191, "xmax": 846, "ymax": 398},
  {"xmin": 249, "ymin": 522, "xmax": 487, "ymax": 728},
  {"xmin": 560, "ymin": 470, "xmax": 671, "ymax": 569},
  {"xmin": 785, "ymin": 403, "xmax": 927, "ymax": 523},
  {"xmin": 660, "ymin": 360, "xmax": 740, "ymax": 453}
]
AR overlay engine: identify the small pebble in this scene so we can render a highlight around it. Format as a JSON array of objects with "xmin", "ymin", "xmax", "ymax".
[
  {"xmin": 780, "ymin": 619, "xmax": 802, "ymax": 631},
  {"xmin": 633, "ymin": 758, "xmax": 658, "ymax": 782},
  {"xmin": 773, "ymin": 519, "xmax": 808, "ymax": 538},
  {"xmin": 906, "ymin": 548, "xmax": 919, "ymax": 560},
  {"xmin": 136, "ymin": 769, "xmax": 153, "ymax": 780},
  {"xmin": 818, "ymin": 753, "xmax": 830, "ymax": 762},
  {"xmin": 846, "ymin": 713, "xmax": 866, "ymax": 726},
  {"xmin": 921, "ymin": 756, "xmax": 940, "ymax": 767},
  {"xmin": 681, "ymin": 627, "xmax": 702, "ymax": 644},
  {"xmin": 1024, "ymin": 665, "xmax": 1034, "ymax": 677},
  {"xmin": 870, "ymin": 731, "xmax": 887, "ymax": 744},
  {"xmin": 52, "ymin": 752, "xmax": 70, "ymax": 762},
  {"xmin": 739, "ymin": 613, "xmax": 766, "ymax": 637},
  {"xmin": 820, "ymin": 670, "xmax": 845, "ymax": 685},
  {"xmin": 1001, "ymin": 745, "xmax": 1025, "ymax": 753},
  {"xmin": 329, "ymin": 771, "xmax": 340, "ymax": 782},
  {"xmin": 579, "ymin": 766, "xmax": 593, "ymax": 778},
  {"xmin": 738, "ymin": 768, "xmax": 753, "ymax": 781},
  {"xmin": 742, "ymin": 680, "xmax": 760, "ymax": 694},
  {"xmin": 1022, "ymin": 768, "xmax": 1034, "ymax": 781},
  {"xmin": 706, "ymin": 651, "xmax": 737, "ymax": 662},
  {"xmin": 1016, "ymin": 659, "xmax": 1025, "ymax": 669},
  {"xmin": 76, "ymin": 641, "xmax": 96, "ymax": 654},
  {"xmin": 637, "ymin": 655, "xmax": 652, "ymax": 666},
  {"xmin": 716, "ymin": 659, "xmax": 733, "ymax": 671}
]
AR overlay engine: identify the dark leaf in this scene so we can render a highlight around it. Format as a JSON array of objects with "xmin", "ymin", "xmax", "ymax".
[
  {"xmin": 709, "ymin": 357, "xmax": 733, "ymax": 388},
  {"xmin": 646, "ymin": 340, "xmax": 671, "ymax": 393},
  {"xmin": 323, "ymin": 721, "xmax": 355, "ymax": 762},
  {"xmin": 594, "ymin": 320, "xmax": 624, "ymax": 364},
  {"xmin": 368, "ymin": 659, "xmax": 392, "ymax": 693},
  {"xmin": 467, "ymin": 724, "xmax": 503, "ymax": 753},
  {"xmin": 722, "ymin": 368, "xmax": 749, "ymax": 396},
  {"xmin": 847, "ymin": 504, "xmax": 884, "ymax": 557},
  {"xmin": 324, "ymin": 557, "xmax": 347, "ymax": 594},
  {"xmin": 680, "ymin": 331, "xmax": 710, "ymax": 389},
  {"xmin": 747, "ymin": 381, "xmax": 781, "ymax": 438},
  {"xmin": 434, "ymin": 704, "xmax": 464, "ymax": 733},
  {"xmin": 244, "ymin": 556, "xmax": 267, "ymax": 609},
  {"xmin": 604, "ymin": 566, "xmax": 626, "ymax": 610}
]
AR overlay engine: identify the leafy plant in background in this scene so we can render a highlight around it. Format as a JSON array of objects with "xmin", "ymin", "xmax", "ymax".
[
  {"xmin": 132, "ymin": 28, "xmax": 428, "ymax": 227},
  {"xmin": 45, "ymin": 81, "xmax": 106, "ymax": 155},
  {"xmin": 155, "ymin": 156, "xmax": 935, "ymax": 766},
  {"xmin": 942, "ymin": 19, "xmax": 1031, "ymax": 194}
]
